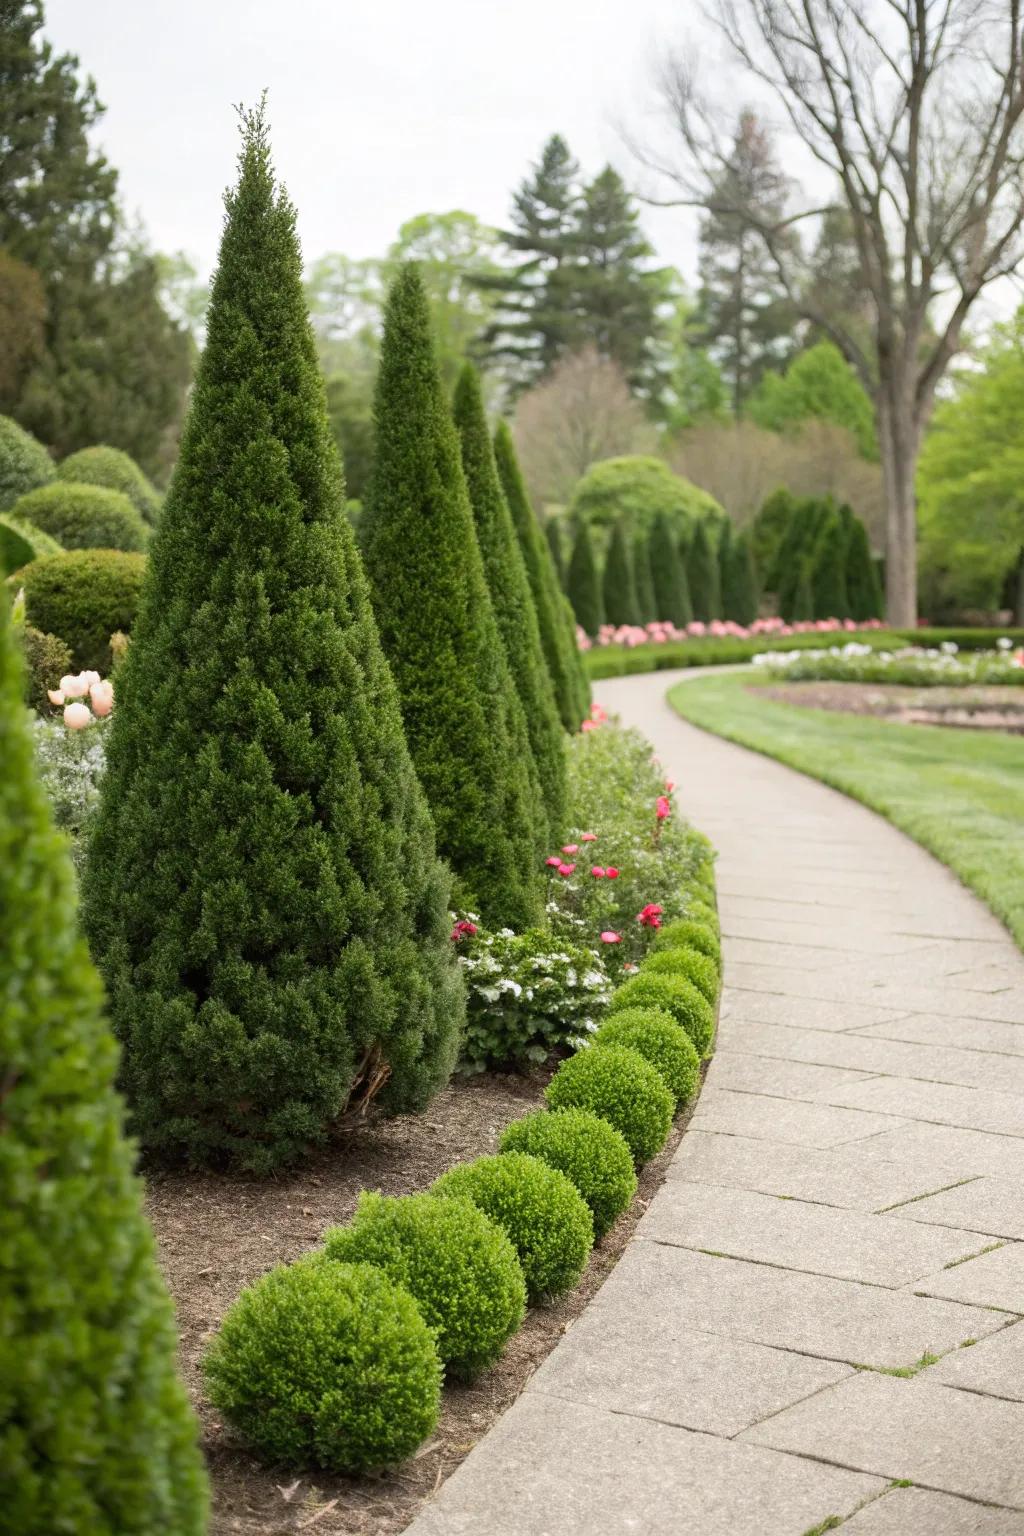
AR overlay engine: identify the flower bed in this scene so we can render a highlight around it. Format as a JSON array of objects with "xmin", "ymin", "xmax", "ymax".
[{"xmin": 752, "ymin": 639, "xmax": 1024, "ymax": 687}]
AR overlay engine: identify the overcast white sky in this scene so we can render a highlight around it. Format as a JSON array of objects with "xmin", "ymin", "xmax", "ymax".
[{"xmin": 44, "ymin": 0, "xmax": 711, "ymax": 283}]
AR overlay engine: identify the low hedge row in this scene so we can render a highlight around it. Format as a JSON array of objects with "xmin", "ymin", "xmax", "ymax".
[{"xmin": 202, "ymin": 853, "xmax": 724, "ymax": 1476}]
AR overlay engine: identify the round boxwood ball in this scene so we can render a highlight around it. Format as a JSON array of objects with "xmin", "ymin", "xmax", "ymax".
[
  {"xmin": 654, "ymin": 918, "xmax": 721, "ymax": 967},
  {"xmin": 202, "ymin": 1254, "xmax": 442, "ymax": 1473},
  {"xmin": 641, "ymin": 946, "xmax": 720, "ymax": 1006},
  {"xmin": 609, "ymin": 971, "xmax": 715, "ymax": 1058},
  {"xmin": 545, "ymin": 1045, "xmax": 674, "ymax": 1165},
  {"xmin": 324, "ymin": 1191, "xmax": 526, "ymax": 1379},
  {"xmin": 593, "ymin": 1007, "xmax": 700, "ymax": 1106},
  {"xmin": 499, "ymin": 1108, "xmax": 637, "ymax": 1240},
  {"xmin": 12, "ymin": 481, "xmax": 150, "ymax": 552},
  {"xmin": 433, "ymin": 1152, "xmax": 593, "ymax": 1302},
  {"xmin": 687, "ymin": 897, "xmax": 720, "ymax": 935}
]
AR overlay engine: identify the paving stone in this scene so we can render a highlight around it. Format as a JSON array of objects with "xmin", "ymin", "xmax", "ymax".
[
  {"xmin": 823, "ymin": 1077, "xmax": 1024, "ymax": 1138},
  {"xmin": 740, "ymin": 1373, "xmax": 1024, "ymax": 1508},
  {"xmin": 640, "ymin": 1182, "xmax": 985, "ymax": 1287},
  {"xmin": 915, "ymin": 1241, "xmax": 1024, "ymax": 1312},
  {"xmin": 722, "ymin": 936, "xmax": 889, "ymax": 971},
  {"xmin": 856, "ymin": 1122, "xmax": 1024, "ymax": 1179},
  {"xmin": 690, "ymin": 1086, "xmax": 905, "ymax": 1148},
  {"xmin": 857, "ymin": 1013, "xmax": 1024, "ymax": 1057},
  {"xmin": 899, "ymin": 1178, "xmax": 1024, "ymax": 1240},
  {"xmin": 836, "ymin": 1486, "xmax": 1024, "ymax": 1534},
  {"xmin": 846, "ymin": 984, "xmax": 1024, "ymax": 1024},
  {"xmin": 403, "ymin": 1392, "xmax": 885, "ymax": 1536},
  {"xmin": 928, "ymin": 1320, "xmax": 1024, "ymax": 1399},
  {"xmin": 721, "ymin": 992, "xmax": 911, "ymax": 1034},
  {"xmin": 707, "ymin": 1052, "xmax": 871, "ymax": 1099}
]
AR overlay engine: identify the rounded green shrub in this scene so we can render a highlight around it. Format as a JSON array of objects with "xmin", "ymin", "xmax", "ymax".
[
  {"xmin": 59, "ymin": 445, "xmax": 162, "ymax": 524},
  {"xmin": 0, "ymin": 415, "xmax": 55, "ymax": 511},
  {"xmin": 687, "ymin": 896, "xmax": 720, "ymax": 935},
  {"xmin": 203, "ymin": 1255, "xmax": 442, "ymax": 1473},
  {"xmin": 19, "ymin": 624, "xmax": 73, "ymax": 712},
  {"xmin": 0, "ymin": 511, "xmax": 61, "ymax": 576},
  {"xmin": 499, "ymin": 1107, "xmax": 637, "ymax": 1239},
  {"xmin": 13, "ymin": 482, "xmax": 150, "ymax": 552},
  {"xmin": 609, "ymin": 972, "xmax": 715, "ymax": 1058},
  {"xmin": 654, "ymin": 917, "xmax": 722, "ymax": 967},
  {"xmin": 641, "ymin": 946, "xmax": 720, "ymax": 1007},
  {"xmin": 323, "ymin": 1191, "xmax": 526, "ymax": 1379},
  {"xmin": 14, "ymin": 549, "xmax": 146, "ymax": 672},
  {"xmin": 545, "ymin": 1044, "xmax": 674, "ymax": 1165},
  {"xmin": 593, "ymin": 1007, "xmax": 700, "ymax": 1106},
  {"xmin": 433, "ymin": 1152, "xmax": 593, "ymax": 1301}
]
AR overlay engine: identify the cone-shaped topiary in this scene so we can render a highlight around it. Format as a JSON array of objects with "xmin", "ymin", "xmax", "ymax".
[
  {"xmin": 593, "ymin": 1007, "xmax": 701, "ymax": 1106},
  {"xmin": 324, "ymin": 1191, "xmax": 526, "ymax": 1379},
  {"xmin": 203, "ymin": 1254, "xmax": 441, "ymax": 1473},
  {"xmin": 609, "ymin": 972, "xmax": 715, "ymax": 1058},
  {"xmin": 721, "ymin": 527, "xmax": 759, "ymax": 625},
  {"xmin": 545, "ymin": 516, "xmax": 567, "ymax": 586},
  {"xmin": 633, "ymin": 528, "xmax": 656, "ymax": 623},
  {"xmin": 640, "ymin": 947, "xmax": 720, "ymax": 1007},
  {"xmin": 0, "ymin": 415, "xmax": 55, "ymax": 511},
  {"xmin": 810, "ymin": 509, "xmax": 849, "ymax": 619},
  {"xmin": 499, "ymin": 1107, "xmax": 637, "ymax": 1240},
  {"xmin": 845, "ymin": 515, "xmax": 883, "ymax": 620},
  {"xmin": 545, "ymin": 1044, "xmax": 674, "ymax": 1165},
  {"xmin": 0, "ymin": 596, "xmax": 208, "ymax": 1533},
  {"xmin": 494, "ymin": 422, "xmax": 589, "ymax": 728},
  {"xmin": 602, "ymin": 518, "xmax": 640, "ymax": 626},
  {"xmin": 649, "ymin": 511, "xmax": 692, "ymax": 626},
  {"xmin": 566, "ymin": 518, "xmax": 604, "ymax": 638},
  {"xmin": 453, "ymin": 363, "xmax": 566, "ymax": 843},
  {"xmin": 361, "ymin": 264, "xmax": 544, "ymax": 928},
  {"xmin": 58, "ymin": 446, "xmax": 162, "ymax": 525},
  {"xmin": 686, "ymin": 520, "xmax": 720, "ymax": 621},
  {"xmin": 81, "ymin": 107, "xmax": 464, "ymax": 1172},
  {"xmin": 654, "ymin": 918, "xmax": 722, "ymax": 966}
]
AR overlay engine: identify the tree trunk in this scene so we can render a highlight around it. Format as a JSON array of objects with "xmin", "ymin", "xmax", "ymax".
[{"xmin": 876, "ymin": 393, "xmax": 919, "ymax": 628}]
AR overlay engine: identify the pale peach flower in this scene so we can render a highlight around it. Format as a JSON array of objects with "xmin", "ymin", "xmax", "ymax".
[
  {"xmin": 89, "ymin": 679, "xmax": 114, "ymax": 716},
  {"xmin": 47, "ymin": 689, "xmax": 65, "ymax": 706},
  {"xmin": 60, "ymin": 673, "xmax": 89, "ymax": 699},
  {"xmin": 81, "ymin": 670, "xmax": 101, "ymax": 686},
  {"xmin": 64, "ymin": 702, "xmax": 92, "ymax": 730}
]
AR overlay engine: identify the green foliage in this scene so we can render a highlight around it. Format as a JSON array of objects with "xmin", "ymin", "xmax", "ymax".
[
  {"xmin": 568, "ymin": 455, "xmax": 723, "ymax": 538},
  {"xmin": 58, "ymin": 446, "xmax": 162, "ymax": 525},
  {"xmin": 720, "ymin": 526, "xmax": 759, "ymax": 625},
  {"xmin": 434, "ymin": 1151, "xmax": 593, "ymax": 1301},
  {"xmin": 362, "ymin": 264, "xmax": 544, "ymax": 928},
  {"xmin": 810, "ymin": 510, "xmax": 849, "ymax": 619},
  {"xmin": 0, "ymin": 510, "xmax": 61, "ymax": 574},
  {"xmin": 80, "ymin": 112, "xmax": 463, "ymax": 1172},
  {"xmin": 19, "ymin": 622, "xmax": 72, "ymax": 711},
  {"xmin": 649, "ymin": 511, "xmax": 692, "ymax": 625},
  {"xmin": 453, "ymin": 364, "xmax": 566, "ymax": 841},
  {"xmin": 752, "ymin": 487, "xmax": 798, "ymax": 580},
  {"xmin": 323, "ymin": 1192, "xmax": 526, "ymax": 1379},
  {"xmin": 602, "ymin": 518, "xmax": 640, "ymax": 626},
  {"xmin": 458, "ymin": 924, "xmax": 611, "ymax": 1072},
  {"xmin": 749, "ymin": 342, "xmax": 877, "ymax": 458},
  {"xmin": 633, "ymin": 528, "xmax": 656, "ymax": 622},
  {"xmin": 609, "ymin": 971, "xmax": 715, "ymax": 1058},
  {"xmin": 642, "ymin": 946, "xmax": 720, "ymax": 1007},
  {"xmin": 0, "ymin": 595, "xmax": 208, "ymax": 1534},
  {"xmin": 545, "ymin": 517, "xmax": 566, "ymax": 585},
  {"xmin": 14, "ymin": 548, "xmax": 146, "ymax": 672},
  {"xmin": 0, "ymin": 414, "xmax": 55, "ymax": 510},
  {"xmin": 203, "ymin": 1254, "xmax": 441, "ymax": 1473},
  {"xmin": 845, "ymin": 517, "xmax": 884, "ymax": 621},
  {"xmin": 545, "ymin": 1042, "xmax": 674, "ymax": 1164},
  {"xmin": 498, "ymin": 1107, "xmax": 637, "ymax": 1240},
  {"xmin": 494, "ymin": 420, "xmax": 590, "ymax": 729},
  {"xmin": 654, "ymin": 919, "xmax": 722, "ymax": 967},
  {"xmin": 584, "ymin": 629, "xmax": 893, "ymax": 679},
  {"xmin": 567, "ymin": 519, "xmax": 604, "ymax": 635},
  {"xmin": 13, "ymin": 481, "xmax": 149, "ymax": 552},
  {"xmin": 593, "ymin": 1006, "xmax": 701, "ymax": 1106},
  {"xmin": 686, "ymin": 519, "xmax": 720, "ymax": 621}
]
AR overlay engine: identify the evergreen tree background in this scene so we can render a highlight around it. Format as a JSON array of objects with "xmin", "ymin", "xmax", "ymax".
[
  {"xmin": 649, "ymin": 510, "xmax": 692, "ymax": 625},
  {"xmin": 632, "ymin": 527, "xmax": 656, "ymax": 623},
  {"xmin": 0, "ymin": 596, "xmax": 208, "ymax": 1533},
  {"xmin": 721, "ymin": 525, "xmax": 760, "ymax": 624},
  {"xmin": 566, "ymin": 519, "xmax": 604, "ymax": 636},
  {"xmin": 686, "ymin": 520, "xmax": 721, "ymax": 621},
  {"xmin": 845, "ymin": 515, "xmax": 883, "ymax": 620},
  {"xmin": 453, "ymin": 362, "xmax": 566, "ymax": 842},
  {"xmin": 545, "ymin": 516, "xmax": 566, "ymax": 586},
  {"xmin": 602, "ymin": 519, "xmax": 640, "ymax": 626},
  {"xmin": 362, "ymin": 263, "xmax": 545, "ymax": 928},
  {"xmin": 82, "ymin": 109, "xmax": 463, "ymax": 1172}
]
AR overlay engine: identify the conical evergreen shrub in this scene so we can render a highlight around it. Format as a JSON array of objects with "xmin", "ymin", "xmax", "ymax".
[
  {"xmin": 81, "ymin": 109, "xmax": 463, "ymax": 1172},
  {"xmin": 845, "ymin": 516, "xmax": 883, "ymax": 620},
  {"xmin": 545, "ymin": 517, "xmax": 566, "ymax": 586},
  {"xmin": 494, "ymin": 421, "xmax": 590, "ymax": 728},
  {"xmin": 648, "ymin": 511, "xmax": 691, "ymax": 626},
  {"xmin": 361, "ymin": 264, "xmax": 544, "ymax": 928},
  {"xmin": 0, "ymin": 597, "xmax": 208, "ymax": 1532},
  {"xmin": 566, "ymin": 519, "xmax": 604, "ymax": 637},
  {"xmin": 721, "ymin": 527, "xmax": 759, "ymax": 625},
  {"xmin": 810, "ymin": 509, "xmax": 850, "ymax": 619},
  {"xmin": 632, "ymin": 529, "xmax": 656, "ymax": 623},
  {"xmin": 602, "ymin": 519, "xmax": 640, "ymax": 626},
  {"xmin": 686, "ymin": 520, "xmax": 720, "ymax": 621},
  {"xmin": 453, "ymin": 363, "xmax": 566, "ymax": 842}
]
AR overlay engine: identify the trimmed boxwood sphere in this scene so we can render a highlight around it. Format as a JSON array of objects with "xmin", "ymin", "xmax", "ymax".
[
  {"xmin": 593, "ymin": 1007, "xmax": 700, "ymax": 1106},
  {"xmin": 13, "ymin": 548, "xmax": 146, "ymax": 672},
  {"xmin": 641, "ymin": 946, "xmax": 720, "ymax": 1007},
  {"xmin": 499, "ymin": 1108, "xmax": 637, "ymax": 1239},
  {"xmin": 654, "ymin": 917, "xmax": 721, "ymax": 966},
  {"xmin": 203, "ymin": 1254, "xmax": 442, "ymax": 1474},
  {"xmin": 545, "ymin": 1044, "xmax": 674, "ymax": 1165},
  {"xmin": 433, "ymin": 1152, "xmax": 593, "ymax": 1301},
  {"xmin": 0, "ymin": 415, "xmax": 55, "ymax": 511},
  {"xmin": 609, "ymin": 971, "xmax": 715, "ymax": 1058},
  {"xmin": 59, "ymin": 445, "xmax": 162, "ymax": 525},
  {"xmin": 687, "ymin": 897, "xmax": 720, "ymax": 935},
  {"xmin": 13, "ymin": 481, "xmax": 150, "ymax": 552},
  {"xmin": 324, "ymin": 1191, "xmax": 526, "ymax": 1379}
]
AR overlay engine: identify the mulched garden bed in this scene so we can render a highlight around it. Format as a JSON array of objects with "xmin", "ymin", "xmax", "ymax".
[
  {"xmin": 759, "ymin": 679, "xmax": 1024, "ymax": 733},
  {"xmin": 147, "ymin": 1065, "xmax": 700, "ymax": 1535}
]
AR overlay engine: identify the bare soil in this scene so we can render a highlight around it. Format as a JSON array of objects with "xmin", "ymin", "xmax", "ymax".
[
  {"xmin": 147, "ymin": 1065, "xmax": 700, "ymax": 1535},
  {"xmin": 760, "ymin": 680, "xmax": 1024, "ymax": 733}
]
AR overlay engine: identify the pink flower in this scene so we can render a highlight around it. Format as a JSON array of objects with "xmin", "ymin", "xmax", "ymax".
[
  {"xmin": 622, "ymin": 961, "xmax": 639, "ymax": 972},
  {"xmin": 591, "ymin": 703, "xmax": 608, "ymax": 723},
  {"xmin": 47, "ymin": 688, "xmax": 65, "ymax": 706},
  {"xmin": 581, "ymin": 831, "xmax": 597, "ymax": 842},
  {"xmin": 591, "ymin": 866, "xmax": 606, "ymax": 878},
  {"xmin": 581, "ymin": 719, "xmax": 597, "ymax": 732},
  {"xmin": 89, "ymin": 679, "xmax": 114, "ymax": 717},
  {"xmin": 63, "ymin": 702, "xmax": 92, "ymax": 730},
  {"xmin": 545, "ymin": 855, "xmax": 563, "ymax": 868},
  {"xmin": 60, "ymin": 673, "xmax": 89, "ymax": 699},
  {"xmin": 450, "ymin": 919, "xmax": 478, "ymax": 942},
  {"xmin": 656, "ymin": 795, "xmax": 671, "ymax": 821},
  {"xmin": 561, "ymin": 843, "xmax": 579, "ymax": 855},
  {"xmin": 600, "ymin": 931, "xmax": 622, "ymax": 944},
  {"xmin": 664, "ymin": 779, "xmax": 675, "ymax": 793},
  {"xmin": 636, "ymin": 903, "xmax": 664, "ymax": 929},
  {"xmin": 605, "ymin": 867, "xmax": 619, "ymax": 879},
  {"xmin": 557, "ymin": 862, "xmax": 576, "ymax": 877}
]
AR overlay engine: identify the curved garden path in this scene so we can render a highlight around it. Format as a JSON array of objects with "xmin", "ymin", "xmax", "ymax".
[{"xmin": 407, "ymin": 669, "xmax": 1024, "ymax": 1536}]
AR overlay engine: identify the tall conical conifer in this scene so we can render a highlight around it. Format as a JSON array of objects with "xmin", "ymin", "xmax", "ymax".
[
  {"xmin": 453, "ymin": 363, "xmax": 566, "ymax": 841},
  {"xmin": 494, "ymin": 420, "xmax": 589, "ymax": 727},
  {"xmin": 722, "ymin": 526, "xmax": 760, "ymax": 624},
  {"xmin": 650, "ymin": 511, "xmax": 692, "ymax": 625},
  {"xmin": 82, "ymin": 109, "xmax": 463, "ymax": 1172},
  {"xmin": 603, "ymin": 519, "xmax": 640, "ymax": 626},
  {"xmin": 633, "ymin": 528, "xmax": 656, "ymax": 622},
  {"xmin": 567, "ymin": 520, "xmax": 604, "ymax": 637},
  {"xmin": 810, "ymin": 510, "xmax": 850, "ymax": 619},
  {"xmin": 845, "ymin": 516, "xmax": 883, "ymax": 620},
  {"xmin": 545, "ymin": 517, "xmax": 567, "ymax": 586},
  {"xmin": 686, "ymin": 520, "xmax": 720, "ymax": 621},
  {"xmin": 0, "ymin": 598, "xmax": 208, "ymax": 1531},
  {"xmin": 361, "ymin": 265, "xmax": 544, "ymax": 926}
]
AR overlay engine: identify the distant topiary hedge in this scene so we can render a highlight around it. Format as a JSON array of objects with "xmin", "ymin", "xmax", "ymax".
[
  {"xmin": 13, "ymin": 481, "xmax": 150, "ymax": 552},
  {"xmin": 499, "ymin": 1107, "xmax": 637, "ymax": 1240},
  {"xmin": 13, "ymin": 548, "xmax": 147, "ymax": 672},
  {"xmin": 59, "ymin": 445, "xmax": 162, "ymax": 525},
  {"xmin": 545, "ymin": 1043, "xmax": 674, "ymax": 1164},
  {"xmin": 0, "ymin": 415, "xmax": 55, "ymax": 512}
]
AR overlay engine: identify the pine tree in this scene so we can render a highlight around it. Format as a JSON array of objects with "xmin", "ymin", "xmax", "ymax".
[
  {"xmin": 452, "ymin": 362, "xmax": 566, "ymax": 841},
  {"xmin": 752, "ymin": 486, "xmax": 798, "ymax": 585},
  {"xmin": 721, "ymin": 526, "xmax": 760, "ymax": 624},
  {"xmin": 649, "ymin": 511, "xmax": 692, "ymax": 625},
  {"xmin": 545, "ymin": 516, "xmax": 566, "ymax": 586},
  {"xmin": 633, "ymin": 528, "xmax": 657, "ymax": 622},
  {"xmin": 494, "ymin": 419, "xmax": 590, "ymax": 727},
  {"xmin": 845, "ymin": 515, "xmax": 883, "ymax": 620},
  {"xmin": 771, "ymin": 496, "xmax": 829, "ymax": 604},
  {"xmin": 82, "ymin": 108, "xmax": 463, "ymax": 1172},
  {"xmin": 810, "ymin": 509, "xmax": 850, "ymax": 619},
  {"xmin": 566, "ymin": 520, "xmax": 604, "ymax": 636},
  {"xmin": 0, "ymin": 597, "xmax": 208, "ymax": 1532},
  {"xmin": 362, "ymin": 263, "xmax": 545, "ymax": 926},
  {"xmin": 686, "ymin": 520, "xmax": 720, "ymax": 621},
  {"xmin": 602, "ymin": 519, "xmax": 640, "ymax": 626}
]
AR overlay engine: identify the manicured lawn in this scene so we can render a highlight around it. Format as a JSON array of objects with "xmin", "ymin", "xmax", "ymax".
[{"xmin": 668, "ymin": 671, "xmax": 1024, "ymax": 950}]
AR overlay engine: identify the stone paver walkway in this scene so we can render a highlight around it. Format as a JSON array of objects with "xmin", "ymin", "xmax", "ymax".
[{"xmin": 407, "ymin": 670, "xmax": 1024, "ymax": 1536}]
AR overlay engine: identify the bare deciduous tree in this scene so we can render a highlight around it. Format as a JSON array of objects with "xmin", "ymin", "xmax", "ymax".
[{"xmin": 638, "ymin": 1, "xmax": 1024, "ymax": 623}]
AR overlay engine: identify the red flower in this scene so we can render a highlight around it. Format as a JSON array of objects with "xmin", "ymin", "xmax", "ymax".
[
  {"xmin": 636, "ymin": 903, "xmax": 664, "ymax": 929},
  {"xmin": 561, "ymin": 843, "xmax": 579, "ymax": 855},
  {"xmin": 557, "ymin": 862, "xmax": 576, "ymax": 877},
  {"xmin": 600, "ymin": 930, "xmax": 622, "ymax": 944},
  {"xmin": 581, "ymin": 832, "xmax": 598, "ymax": 843},
  {"xmin": 591, "ymin": 866, "xmax": 606, "ymax": 878},
  {"xmin": 664, "ymin": 779, "xmax": 675, "ymax": 792},
  {"xmin": 581, "ymin": 719, "xmax": 597, "ymax": 732},
  {"xmin": 656, "ymin": 795, "xmax": 671, "ymax": 821},
  {"xmin": 545, "ymin": 855, "xmax": 563, "ymax": 868},
  {"xmin": 450, "ymin": 920, "xmax": 478, "ymax": 942},
  {"xmin": 605, "ymin": 867, "xmax": 619, "ymax": 879}
]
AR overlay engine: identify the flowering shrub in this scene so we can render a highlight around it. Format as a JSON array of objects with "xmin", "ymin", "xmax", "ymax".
[
  {"xmin": 753, "ymin": 639, "xmax": 1024, "ymax": 686},
  {"xmin": 578, "ymin": 616, "xmax": 886, "ymax": 651}
]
